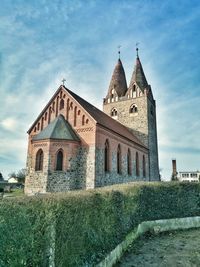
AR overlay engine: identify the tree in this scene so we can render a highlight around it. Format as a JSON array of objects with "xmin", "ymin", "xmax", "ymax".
[
  {"xmin": 8, "ymin": 168, "xmax": 26, "ymax": 184},
  {"xmin": 0, "ymin": 172, "xmax": 3, "ymax": 181},
  {"xmin": 8, "ymin": 172, "xmax": 17, "ymax": 178},
  {"xmin": 171, "ymin": 173, "xmax": 178, "ymax": 181},
  {"xmin": 16, "ymin": 168, "xmax": 26, "ymax": 184}
]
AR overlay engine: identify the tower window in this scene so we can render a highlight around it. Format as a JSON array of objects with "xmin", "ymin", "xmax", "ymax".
[
  {"xmin": 111, "ymin": 108, "xmax": 118, "ymax": 117},
  {"xmin": 35, "ymin": 149, "xmax": 43, "ymax": 171},
  {"xmin": 117, "ymin": 145, "xmax": 122, "ymax": 174},
  {"xmin": 56, "ymin": 150, "xmax": 63, "ymax": 171},
  {"xmin": 130, "ymin": 104, "xmax": 138, "ymax": 114},
  {"xmin": 150, "ymin": 106, "xmax": 153, "ymax": 115},
  {"xmin": 104, "ymin": 139, "xmax": 110, "ymax": 172},
  {"xmin": 60, "ymin": 99, "xmax": 64, "ymax": 110}
]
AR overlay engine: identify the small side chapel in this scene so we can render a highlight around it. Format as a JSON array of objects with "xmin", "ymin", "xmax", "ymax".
[{"xmin": 25, "ymin": 50, "xmax": 159, "ymax": 195}]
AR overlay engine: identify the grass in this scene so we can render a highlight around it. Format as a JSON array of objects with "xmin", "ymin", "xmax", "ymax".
[{"xmin": 3, "ymin": 188, "xmax": 24, "ymax": 198}]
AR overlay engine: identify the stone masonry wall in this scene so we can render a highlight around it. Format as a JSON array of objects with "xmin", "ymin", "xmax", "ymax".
[
  {"xmin": 95, "ymin": 125, "xmax": 149, "ymax": 187},
  {"xmin": 25, "ymin": 140, "xmax": 50, "ymax": 195},
  {"xmin": 103, "ymin": 93, "xmax": 160, "ymax": 181},
  {"xmin": 103, "ymin": 95, "xmax": 148, "ymax": 147},
  {"xmin": 147, "ymin": 98, "xmax": 160, "ymax": 180}
]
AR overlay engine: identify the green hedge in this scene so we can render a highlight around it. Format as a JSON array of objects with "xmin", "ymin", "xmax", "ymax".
[{"xmin": 0, "ymin": 182, "xmax": 200, "ymax": 266}]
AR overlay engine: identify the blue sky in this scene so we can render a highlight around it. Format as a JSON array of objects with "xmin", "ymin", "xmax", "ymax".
[{"xmin": 1, "ymin": 0, "xmax": 200, "ymax": 180}]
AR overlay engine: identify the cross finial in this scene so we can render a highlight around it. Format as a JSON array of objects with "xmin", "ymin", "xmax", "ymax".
[
  {"xmin": 118, "ymin": 45, "xmax": 121, "ymax": 59},
  {"xmin": 62, "ymin": 78, "xmax": 66, "ymax": 86},
  {"xmin": 136, "ymin": 42, "xmax": 139, "ymax": 58}
]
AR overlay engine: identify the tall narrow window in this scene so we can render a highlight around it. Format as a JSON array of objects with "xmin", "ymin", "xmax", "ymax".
[
  {"xmin": 143, "ymin": 155, "xmax": 146, "ymax": 177},
  {"xmin": 41, "ymin": 117, "xmax": 44, "ymax": 131},
  {"xmin": 133, "ymin": 85, "xmax": 136, "ymax": 98},
  {"xmin": 136, "ymin": 152, "xmax": 139, "ymax": 177},
  {"xmin": 127, "ymin": 149, "xmax": 131, "ymax": 175},
  {"xmin": 74, "ymin": 106, "xmax": 77, "ymax": 127},
  {"xmin": 35, "ymin": 149, "xmax": 43, "ymax": 171},
  {"xmin": 60, "ymin": 99, "xmax": 64, "ymax": 110},
  {"xmin": 56, "ymin": 96, "xmax": 59, "ymax": 116},
  {"xmin": 117, "ymin": 145, "xmax": 122, "ymax": 174},
  {"xmin": 56, "ymin": 150, "xmax": 63, "ymax": 171},
  {"xmin": 104, "ymin": 139, "xmax": 110, "ymax": 172},
  {"xmin": 66, "ymin": 99, "xmax": 70, "ymax": 120},
  {"xmin": 82, "ymin": 115, "xmax": 85, "ymax": 126},
  {"xmin": 48, "ymin": 107, "xmax": 52, "ymax": 124}
]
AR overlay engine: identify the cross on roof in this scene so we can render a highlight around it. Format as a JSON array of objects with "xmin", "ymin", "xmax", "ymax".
[
  {"xmin": 118, "ymin": 45, "xmax": 121, "ymax": 59},
  {"xmin": 136, "ymin": 42, "xmax": 139, "ymax": 57},
  {"xmin": 62, "ymin": 78, "xmax": 66, "ymax": 86}
]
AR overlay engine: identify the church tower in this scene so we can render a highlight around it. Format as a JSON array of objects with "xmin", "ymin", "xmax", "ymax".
[{"xmin": 103, "ymin": 49, "xmax": 160, "ymax": 181}]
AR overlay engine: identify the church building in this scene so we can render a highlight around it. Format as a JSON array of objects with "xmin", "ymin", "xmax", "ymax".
[{"xmin": 25, "ymin": 49, "xmax": 160, "ymax": 195}]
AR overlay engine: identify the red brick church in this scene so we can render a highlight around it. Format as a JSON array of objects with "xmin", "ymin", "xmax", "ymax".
[{"xmin": 25, "ymin": 49, "xmax": 160, "ymax": 195}]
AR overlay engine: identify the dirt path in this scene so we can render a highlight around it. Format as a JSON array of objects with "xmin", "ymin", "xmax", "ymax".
[{"xmin": 115, "ymin": 228, "xmax": 200, "ymax": 267}]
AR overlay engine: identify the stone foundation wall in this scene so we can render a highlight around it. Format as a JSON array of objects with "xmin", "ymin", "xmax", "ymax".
[{"xmin": 25, "ymin": 144, "xmax": 96, "ymax": 195}]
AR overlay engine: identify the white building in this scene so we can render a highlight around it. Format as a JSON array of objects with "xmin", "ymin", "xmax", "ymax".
[
  {"xmin": 178, "ymin": 171, "xmax": 200, "ymax": 182},
  {"xmin": 8, "ymin": 177, "xmax": 19, "ymax": 183}
]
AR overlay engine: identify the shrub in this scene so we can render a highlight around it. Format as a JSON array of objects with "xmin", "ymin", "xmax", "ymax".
[{"xmin": 0, "ymin": 182, "xmax": 200, "ymax": 266}]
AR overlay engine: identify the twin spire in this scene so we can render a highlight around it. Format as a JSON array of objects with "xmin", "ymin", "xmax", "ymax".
[{"xmin": 107, "ymin": 48, "xmax": 148, "ymax": 98}]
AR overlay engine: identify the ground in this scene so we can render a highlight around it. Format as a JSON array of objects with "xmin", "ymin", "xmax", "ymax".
[{"xmin": 116, "ymin": 228, "xmax": 200, "ymax": 267}]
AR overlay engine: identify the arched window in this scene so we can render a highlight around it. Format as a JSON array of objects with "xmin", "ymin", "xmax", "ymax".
[
  {"xmin": 127, "ymin": 149, "xmax": 131, "ymax": 175},
  {"xmin": 48, "ymin": 107, "xmax": 52, "ymax": 123},
  {"xmin": 143, "ymin": 155, "xmax": 146, "ymax": 177},
  {"xmin": 41, "ymin": 118, "xmax": 44, "ymax": 131},
  {"xmin": 56, "ymin": 150, "xmax": 63, "ymax": 171},
  {"xmin": 130, "ymin": 104, "xmax": 138, "ymax": 114},
  {"xmin": 74, "ymin": 106, "xmax": 77, "ymax": 127},
  {"xmin": 82, "ymin": 115, "xmax": 85, "ymax": 126},
  {"xmin": 133, "ymin": 85, "xmax": 136, "ymax": 98},
  {"xmin": 56, "ymin": 96, "xmax": 59, "ymax": 116},
  {"xmin": 35, "ymin": 149, "xmax": 43, "ymax": 171},
  {"xmin": 52, "ymin": 101, "xmax": 55, "ymax": 111},
  {"xmin": 60, "ymin": 99, "xmax": 64, "ymax": 110},
  {"xmin": 117, "ymin": 145, "xmax": 122, "ymax": 174},
  {"xmin": 66, "ymin": 99, "xmax": 70, "ymax": 120},
  {"xmin": 104, "ymin": 139, "xmax": 110, "ymax": 172},
  {"xmin": 136, "ymin": 152, "xmax": 140, "ymax": 177},
  {"xmin": 111, "ymin": 108, "xmax": 118, "ymax": 117}
]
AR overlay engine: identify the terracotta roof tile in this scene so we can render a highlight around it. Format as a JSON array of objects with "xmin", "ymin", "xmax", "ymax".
[
  {"xmin": 107, "ymin": 59, "xmax": 128, "ymax": 97},
  {"xmin": 32, "ymin": 114, "xmax": 80, "ymax": 141},
  {"xmin": 65, "ymin": 87, "xmax": 146, "ymax": 148}
]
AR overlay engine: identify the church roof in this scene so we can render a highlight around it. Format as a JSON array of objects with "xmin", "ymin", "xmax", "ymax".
[
  {"xmin": 32, "ymin": 114, "xmax": 80, "ymax": 141},
  {"xmin": 65, "ymin": 87, "xmax": 146, "ymax": 148},
  {"xmin": 107, "ymin": 59, "xmax": 128, "ymax": 97},
  {"xmin": 129, "ymin": 52, "xmax": 148, "ymax": 90}
]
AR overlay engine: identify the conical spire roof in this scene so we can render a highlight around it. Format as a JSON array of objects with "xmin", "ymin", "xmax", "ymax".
[
  {"xmin": 107, "ymin": 58, "xmax": 127, "ymax": 97},
  {"xmin": 129, "ymin": 51, "xmax": 148, "ymax": 90}
]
